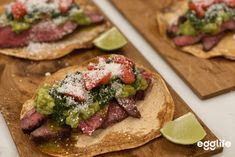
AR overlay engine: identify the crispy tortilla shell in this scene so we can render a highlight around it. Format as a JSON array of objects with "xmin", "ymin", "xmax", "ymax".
[
  {"xmin": 0, "ymin": 0, "xmax": 110, "ymax": 61},
  {"xmin": 20, "ymin": 55, "xmax": 175, "ymax": 157},
  {"xmin": 156, "ymin": 0, "xmax": 235, "ymax": 60}
]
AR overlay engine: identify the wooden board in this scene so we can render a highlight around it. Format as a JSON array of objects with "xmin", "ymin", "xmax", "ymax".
[
  {"xmin": 0, "ymin": 0, "xmax": 222, "ymax": 156},
  {"xmin": 0, "ymin": 46, "xmax": 223, "ymax": 157},
  {"xmin": 111, "ymin": 0, "xmax": 235, "ymax": 99}
]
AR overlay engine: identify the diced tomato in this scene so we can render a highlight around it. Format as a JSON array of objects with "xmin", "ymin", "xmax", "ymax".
[
  {"xmin": 59, "ymin": 0, "xmax": 74, "ymax": 14},
  {"xmin": 64, "ymin": 93, "xmax": 85, "ymax": 102},
  {"xmin": 189, "ymin": 2, "xmax": 197, "ymax": 11},
  {"xmin": 120, "ymin": 65, "xmax": 135, "ymax": 84},
  {"xmin": 83, "ymin": 70, "xmax": 112, "ymax": 90},
  {"xmin": 188, "ymin": 2, "xmax": 205, "ymax": 17},
  {"xmin": 11, "ymin": 2, "xmax": 27, "ymax": 20},
  {"xmin": 224, "ymin": 0, "xmax": 235, "ymax": 7},
  {"xmin": 113, "ymin": 56, "xmax": 134, "ymax": 68},
  {"xmin": 99, "ymin": 72, "xmax": 112, "ymax": 85}
]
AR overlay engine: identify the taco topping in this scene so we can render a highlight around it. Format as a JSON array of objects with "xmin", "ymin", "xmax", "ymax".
[
  {"xmin": 167, "ymin": 0, "xmax": 235, "ymax": 51},
  {"xmin": 20, "ymin": 56, "xmax": 153, "ymax": 142},
  {"xmin": 0, "ymin": 0, "xmax": 104, "ymax": 48}
]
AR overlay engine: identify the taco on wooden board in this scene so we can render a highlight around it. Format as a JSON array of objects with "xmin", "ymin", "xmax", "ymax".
[
  {"xmin": 0, "ymin": 0, "xmax": 109, "ymax": 60},
  {"xmin": 156, "ymin": 0, "xmax": 235, "ymax": 60},
  {"xmin": 20, "ymin": 55, "xmax": 175, "ymax": 157}
]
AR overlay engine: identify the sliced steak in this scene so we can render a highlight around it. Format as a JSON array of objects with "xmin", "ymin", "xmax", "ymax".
[
  {"xmin": 221, "ymin": 20, "xmax": 235, "ymax": 32},
  {"xmin": 102, "ymin": 102, "xmax": 128, "ymax": 128},
  {"xmin": 140, "ymin": 69, "xmax": 152, "ymax": 86},
  {"xmin": 0, "ymin": 13, "xmax": 104, "ymax": 48},
  {"xmin": 135, "ymin": 90, "xmax": 145, "ymax": 101},
  {"xmin": 20, "ymin": 108, "xmax": 45, "ymax": 134},
  {"xmin": 30, "ymin": 124, "xmax": 71, "ymax": 143},
  {"xmin": 87, "ymin": 13, "xmax": 104, "ymax": 24},
  {"xmin": 30, "ymin": 20, "xmax": 78, "ymax": 43},
  {"xmin": 0, "ymin": 26, "xmax": 29, "ymax": 48},
  {"xmin": 117, "ymin": 96, "xmax": 141, "ymax": 118},
  {"xmin": 167, "ymin": 25, "xmax": 179, "ymax": 38},
  {"xmin": 78, "ymin": 113, "xmax": 104, "ymax": 135},
  {"xmin": 173, "ymin": 34, "xmax": 204, "ymax": 47},
  {"xmin": 202, "ymin": 32, "xmax": 226, "ymax": 51}
]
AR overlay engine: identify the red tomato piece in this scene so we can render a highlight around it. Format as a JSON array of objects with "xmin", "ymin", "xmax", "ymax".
[
  {"xmin": 188, "ymin": 1, "xmax": 205, "ymax": 17},
  {"xmin": 59, "ymin": 0, "xmax": 74, "ymax": 14},
  {"xmin": 224, "ymin": 0, "xmax": 235, "ymax": 7},
  {"xmin": 120, "ymin": 65, "xmax": 135, "ymax": 84},
  {"xmin": 11, "ymin": 2, "xmax": 27, "ymax": 20},
  {"xmin": 83, "ymin": 70, "xmax": 112, "ymax": 90},
  {"xmin": 99, "ymin": 72, "xmax": 112, "ymax": 85}
]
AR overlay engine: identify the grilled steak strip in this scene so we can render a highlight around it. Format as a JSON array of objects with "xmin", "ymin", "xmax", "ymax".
[
  {"xmin": 169, "ymin": 20, "xmax": 235, "ymax": 50},
  {"xmin": 78, "ymin": 113, "xmax": 104, "ymax": 135},
  {"xmin": 173, "ymin": 34, "xmax": 204, "ymax": 47},
  {"xmin": 0, "ymin": 13, "xmax": 104, "ymax": 48},
  {"xmin": 0, "ymin": 26, "xmax": 30, "ymax": 48},
  {"xmin": 20, "ymin": 108, "xmax": 45, "ymax": 134},
  {"xmin": 117, "ymin": 96, "xmax": 141, "ymax": 118},
  {"xmin": 102, "ymin": 101, "xmax": 128, "ymax": 128},
  {"xmin": 202, "ymin": 32, "xmax": 226, "ymax": 51},
  {"xmin": 30, "ymin": 123, "xmax": 71, "ymax": 143}
]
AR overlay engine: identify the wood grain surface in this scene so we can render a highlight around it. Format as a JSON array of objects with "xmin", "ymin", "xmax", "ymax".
[
  {"xmin": 0, "ymin": 0, "xmax": 222, "ymax": 156},
  {"xmin": 111, "ymin": 0, "xmax": 235, "ymax": 99}
]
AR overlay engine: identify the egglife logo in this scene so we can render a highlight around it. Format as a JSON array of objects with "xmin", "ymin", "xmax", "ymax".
[{"xmin": 197, "ymin": 139, "xmax": 232, "ymax": 150}]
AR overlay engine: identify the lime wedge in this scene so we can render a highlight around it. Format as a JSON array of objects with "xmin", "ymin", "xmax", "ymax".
[
  {"xmin": 93, "ymin": 27, "xmax": 128, "ymax": 51},
  {"xmin": 160, "ymin": 112, "xmax": 206, "ymax": 145}
]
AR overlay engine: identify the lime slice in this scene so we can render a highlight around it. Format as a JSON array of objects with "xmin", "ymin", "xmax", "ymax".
[
  {"xmin": 160, "ymin": 112, "xmax": 206, "ymax": 145},
  {"xmin": 93, "ymin": 27, "xmax": 128, "ymax": 51}
]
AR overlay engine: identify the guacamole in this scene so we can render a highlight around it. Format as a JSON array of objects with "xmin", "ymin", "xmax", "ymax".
[{"xmin": 34, "ymin": 84, "xmax": 55, "ymax": 115}]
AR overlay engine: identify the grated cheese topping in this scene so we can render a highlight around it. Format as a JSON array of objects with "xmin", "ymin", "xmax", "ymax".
[
  {"xmin": 16, "ymin": 0, "xmax": 60, "ymax": 14},
  {"xmin": 52, "ymin": 57, "xmax": 129, "ymax": 112},
  {"xmin": 57, "ymin": 73, "xmax": 88, "ymax": 100},
  {"xmin": 91, "ymin": 57, "xmax": 122, "ymax": 77}
]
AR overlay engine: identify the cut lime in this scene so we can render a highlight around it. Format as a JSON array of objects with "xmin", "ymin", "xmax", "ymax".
[
  {"xmin": 160, "ymin": 112, "xmax": 206, "ymax": 145},
  {"xmin": 93, "ymin": 27, "xmax": 128, "ymax": 51}
]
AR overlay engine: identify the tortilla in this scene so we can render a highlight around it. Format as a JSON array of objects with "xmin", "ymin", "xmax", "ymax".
[
  {"xmin": 0, "ymin": 0, "xmax": 110, "ymax": 61},
  {"xmin": 20, "ymin": 55, "xmax": 175, "ymax": 157},
  {"xmin": 156, "ymin": 0, "xmax": 235, "ymax": 60}
]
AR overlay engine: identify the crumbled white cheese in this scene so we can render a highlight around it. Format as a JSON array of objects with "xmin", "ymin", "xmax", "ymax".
[
  {"xmin": 57, "ymin": 73, "xmax": 88, "ymax": 100},
  {"xmin": 95, "ymin": 57, "xmax": 122, "ymax": 77},
  {"xmin": 205, "ymin": 3, "xmax": 228, "ymax": 19},
  {"xmin": 24, "ymin": 0, "xmax": 60, "ymax": 14}
]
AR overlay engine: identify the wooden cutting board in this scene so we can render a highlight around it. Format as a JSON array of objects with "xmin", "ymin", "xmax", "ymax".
[
  {"xmin": 111, "ymin": 0, "xmax": 235, "ymax": 99},
  {"xmin": 0, "ymin": 46, "xmax": 223, "ymax": 157},
  {"xmin": 0, "ymin": 0, "xmax": 222, "ymax": 156}
]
